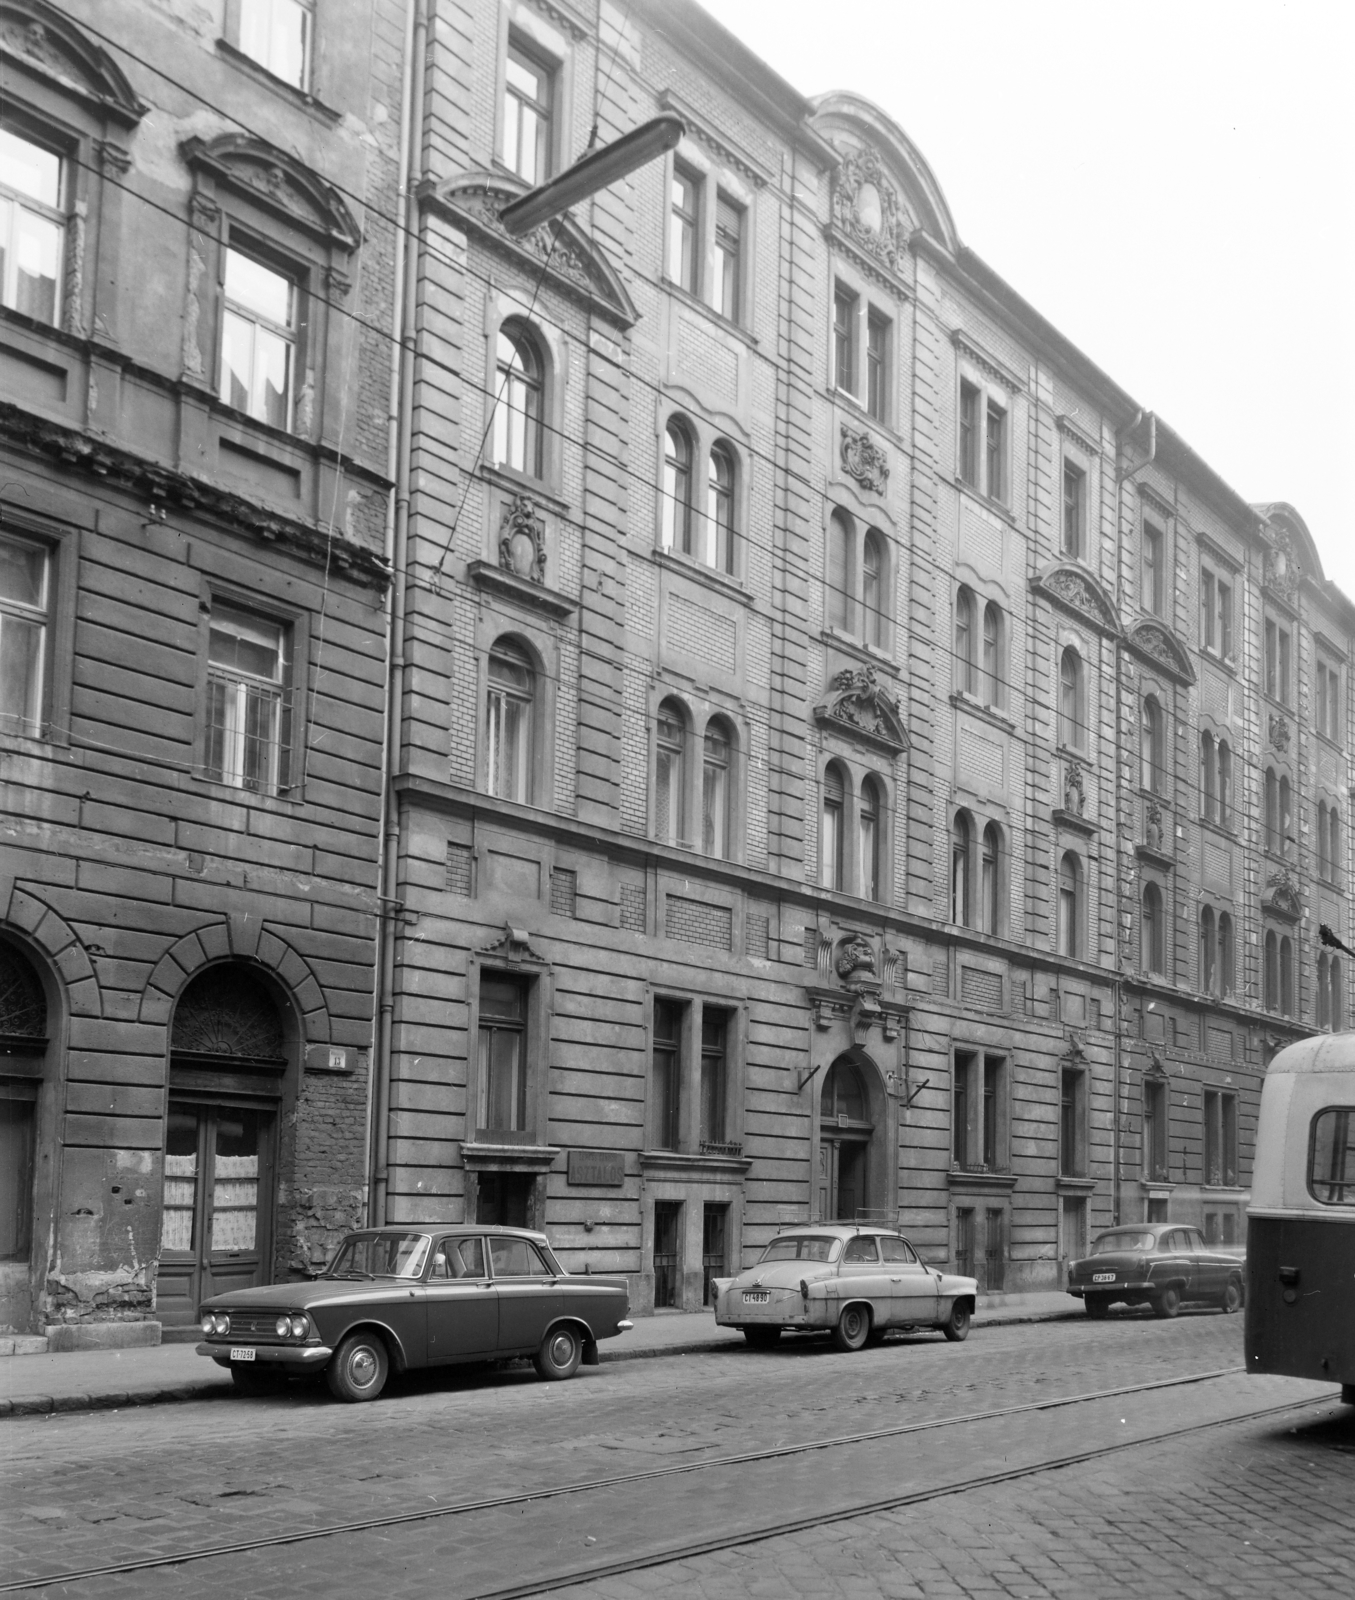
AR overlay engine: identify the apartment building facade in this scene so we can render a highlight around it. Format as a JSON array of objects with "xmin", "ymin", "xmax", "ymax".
[{"xmin": 0, "ymin": 0, "xmax": 400, "ymax": 1340}]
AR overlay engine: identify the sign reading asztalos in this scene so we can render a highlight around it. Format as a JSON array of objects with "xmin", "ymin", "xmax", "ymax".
[{"xmin": 567, "ymin": 1150, "xmax": 625, "ymax": 1187}]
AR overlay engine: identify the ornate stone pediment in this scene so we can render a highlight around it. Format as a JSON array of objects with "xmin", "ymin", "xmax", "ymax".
[
  {"xmin": 480, "ymin": 925, "xmax": 547, "ymax": 965},
  {"xmin": 1263, "ymin": 868, "xmax": 1301, "ymax": 924},
  {"xmin": 1, "ymin": 1, "xmax": 146, "ymax": 124},
  {"xmin": 829, "ymin": 140, "xmax": 911, "ymax": 275},
  {"xmin": 1263, "ymin": 525, "xmax": 1300, "ymax": 606},
  {"xmin": 815, "ymin": 666, "xmax": 908, "ymax": 753},
  {"xmin": 182, "ymin": 135, "xmax": 360, "ymax": 250},
  {"xmin": 840, "ymin": 425, "xmax": 888, "ymax": 494},
  {"xmin": 1127, "ymin": 620, "xmax": 1195, "ymax": 684},
  {"xmin": 430, "ymin": 173, "xmax": 637, "ymax": 326},
  {"xmin": 1034, "ymin": 562, "xmax": 1122, "ymax": 637}
]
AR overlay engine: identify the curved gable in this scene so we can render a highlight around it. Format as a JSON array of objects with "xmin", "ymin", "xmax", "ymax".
[
  {"xmin": 0, "ymin": 0, "xmax": 145, "ymax": 124},
  {"xmin": 1254, "ymin": 501, "xmax": 1325, "ymax": 588},
  {"xmin": 429, "ymin": 173, "xmax": 637, "ymax": 327},
  {"xmin": 1034, "ymin": 561, "xmax": 1122, "ymax": 638},
  {"xmin": 182, "ymin": 135, "xmax": 361, "ymax": 251},
  {"xmin": 810, "ymin": 91, "xmax": 960, "ymax": 260}
]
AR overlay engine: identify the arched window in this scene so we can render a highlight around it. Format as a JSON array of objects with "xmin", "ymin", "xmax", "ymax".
[
  {"xmin": 1218, "ymin": 912, "xmax": 1234, "ymax": 996},
  {"xmin": 1058, "ymin": 647, "xmax": 1082, "ymax": 749},
  {"xmin": 662, "ymin": 421, "xmax": 694, "ymax": 555},
  {"xmin": 1318, "ymin": 952, "xmax": 1331, "ymax": 1029},
  {"xmin": 862, "ymin": 529, "xmax": 884, "ymax": 648},
  {"xmin": 1058, "ymin": 851, "xmax": 1079, "ymax": 958},
  {"xmin": 1318, "ymin": 801, "xmax": 1330, "ymax": 879},
  {"xmin": 1142, "ymin": 882, "xmax": 1164, "ymax": 974},
  {"xmin": 1201, "ymin": 732, "xmax": 1216, "ymax": 823},
  {"xmin": 828, "ymin": 510, "xmax": 853, "ymax": 633},
  {"xmin": 822, "ymin": 763, "xmax": 846, "ymax": 890},
  {"xmin": 983, "ymin": 824, "xmax": 1002, "ymax": 937},
  {"xmin": 955, "ymin": 587, "xmax": 976, "ymax": 696},
  {"xmin": 952, "ymin": 811, "xmax": 972, "ymax": 926},
  {"xmin": 485, "ymin": 639, "xmax": 534, "ymax": 803},
  {"xmin": 702, "ymin": 718, "xmax": 732, "ymax": 859},
  {"xmin": 1280, "ymin": 935, "xmax": 1294, "ymax": 1017},
  {"xmin": 1200, "ymin": 906, "xmax": 1216, "ymax": 995},
  {"xmin": 1264, "ymin": 930, "xmax": 1279, "ymax": 1011},
  {"xmin": 1279, "ymin": 776, "xmax": 1293, "ymax": 858},
  {"xmin": 1264, "ymin": 768, "xmax": 1279, "ymax": 852},
  {"xmin": 656, "ymin": 699, "xmax": 687, "ymax": 846},
  {"xmin": 493, "ymin": 322, "xmax": 544, "ymax": 477},
  {"xmin": 859, "ymin": 776, "xmax": 882, "ymax": 902},
  {"xmin": 821, "ymin": 1057, "xmax": 867, "ymax": 1123},
  {"xmin": 706, "ymin": 443, "xmax": 736, "ymax": 574},
  {"xmin": 1140, "ymin": 696, "xmax": 1164, "ymax": 793},
  {"xmin": 1217, "ymin": 739, "xmax": 1232, "ymax": 828},
  {"xmin": 982, "ymin": 601, "xmax": 1002, "ymax": 707}
]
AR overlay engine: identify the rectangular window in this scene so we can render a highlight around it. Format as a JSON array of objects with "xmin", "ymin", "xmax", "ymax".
[
  {"xmin": 954, "ymin": 1050, "xmax": 1006, "ymax": 1171},
  {"xmin": 955, "ymin": 1206, "xmax": 975, "ymax": 1278},
  {"xmin": 477, "ymin": 973, "xmax": 527, "ymax": 1132},
  {"xmin": 1316, "ymin": 660, "xmax": 1340, "ymax": 741},
  {"xmin": 1203, "ymin": 1089, "xmax": 1237, "ymax": 1186},
  {"xmin": 652, "ymin": 1199, "xmax": 682, "ymax": 1309},
  {"xmin": 1143, "ymin": 1078, "xmax": 1168, "ymax": 1182},
  {"xmin": 1279, "ymin": 626, "xmax": 1292, "ymax": 705},
  {"xmin": 1308, "ymin": 1108, "xmax": 1354, "ymax": 1205},
  {"xmin": 234, "ymin": 0, "xmax": 314, "ymax": 90},
  {"xmin": 1264, "ymin": 618, "xmax": 1277, "ymax": 698},
  {"xmin": 833, "ymin": 284, "xmax": 856, "ymax": 393},
  {"xmin": 699, "ymin": 1008, "xmax": 728, "ymax": 1147},
  {"xmin": 1060, "ymin": 1067, "xmax": 1087, "ymax": 1177},
  {"xmin": 204, "ymin": 601, "xmax": 292, "ymax": 793},
  {"xmin": 652, "ymin": 999, "xmax": 683, "ymax": 1151},
  {"xmin": 953, "ymin": 1051, "xmax": 972, "ymax": 1166},
  {"xmin": 713, "ymin": 193, "xmax": 742, "ymax": 321},
  {"xmin": 1218, "ymin": 578, "xmax": 1232, "ymax": 658},
  {"xmin": 985, "ymin": 400, "xmax": 1006, "ymax": 502},
  {"xmin": 1143, "ymin": 523, "xmax": 1164, "ymax": 617},
  {"xmin": 0, "ymin": 123, "xmax": 63, "ymax": 324},
  {"xmin": 866, "ymin": 309, "xmax": 888, "ymax": 421},
  {"xmin": 959, "ymin": 381, "xmax": 980, "ymax": 487},
  {"xmin": 1062, "ymin": 462, "xmax": 1085, "ymax": 558},
  {"xmin": 982, "ymin": 1056, "xmax": 1001, "ymax": 1169},
  {"xmin": 0, "ymin": 532, "xmax": 50, "ymax": 737},
  {"xmin": 670, "ymin": 165, "xmax": 699, "ymax": 293},
  {"xmin": 219, "ymin": 246, "xmax": 296, "ymax": 430},
  {"xmin": 1201, "ymin": 568, "xmax": 1216, "ymax": 651},
  {"xmin": 503, "ymin": 37, "xmax": 553, "ymax": 185}
]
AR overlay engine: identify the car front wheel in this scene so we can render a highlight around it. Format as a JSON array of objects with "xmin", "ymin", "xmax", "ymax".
[
  {"xmin": 1221, "ymin": 1278, "xmax": 1243, "ymax": 1314},
  {"xmin": 1085, "ymin": 1295, "xmax": 1111, "ymax": 1320},
  {"xmin": 743, "ymin": 1325, "xmax": 781, "ymax": 1349},
  {"xmin": 1151, "ymin": 1285, "xmax": 1182, "ymax": 1319},
  {"xmin": 326, "ymin": 1330, "xmax": 389, "ymax": 1402},
  {"xmin": 831, "ymin": 1303, "xmax": 871, "ymax": 1352},
  {"xmin": 942, "ymin": 1301, "xmax": 971, "ymax": 1342},
  {"xmin": 534, "ymin": 1324, "xmax": 582, "ymax": 1381}
]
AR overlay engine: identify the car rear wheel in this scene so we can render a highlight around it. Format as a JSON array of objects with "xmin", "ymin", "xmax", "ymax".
[
  {"xmin": 743, "ymin": 1325, "xmax": 781, "ymax": 1349},
  {"xmin": 326, "ymin": 1330, "xmax": 389, "ymax": 1402},
  {"xmin": 1085, "ymin": 1295, "xmax": 1111, "ymax": 1320},
  {"xmin": 1221, "ymin": 1278, "xmax": 1243, "ymax": 1314},
  {"xmin": 230, "ymin": 1363, "xmax": 285, "ymax": 1396},
  {"xmin": 831, "ymin": 1303, "xmax": 871, "ymax": 1352},
  {"xmin": 942, "ymin": 1301, "xmax": 971, "ymax": 1342},
  {"xmin": 1151, "ymin": 1285, "xmax": 1182, "ymax": 1319},
  {"xmin": 534, "ymin": 1324, "xmax": 582, "ymax": 1381}
]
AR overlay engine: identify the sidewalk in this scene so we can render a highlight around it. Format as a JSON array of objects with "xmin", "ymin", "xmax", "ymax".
[{"xmin": 0, "ymin": 1291, "xmax": 1077, "ymax": 1419}]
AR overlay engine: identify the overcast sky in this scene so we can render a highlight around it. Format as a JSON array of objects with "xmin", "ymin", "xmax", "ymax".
[{"xmin": 699, "ymin": 0, "xmax": 1354, "ymax": 601}]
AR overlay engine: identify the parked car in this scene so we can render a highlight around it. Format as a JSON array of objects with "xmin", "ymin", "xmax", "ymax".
[
  {"xmin": 1067, "ymin": 1223, "xmax": 1245, "ymax": 1318},
  {"xmin": 713, "ymin": 1225, "xmax": 977, "ymax": 1350},
  {"xmin": 197, "ymin": 1226, "xmax": 631, "ymax": 1401}
]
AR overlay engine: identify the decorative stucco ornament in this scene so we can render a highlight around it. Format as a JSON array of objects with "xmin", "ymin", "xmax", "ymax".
[
  {"xmin": 499, "ymin": 494, "xmax": 547, "ymax": 583},
  {"xmin": 831, "ymin": 141, "xmax": 910, "ymax": 273},
  {"xmin": 817, "ymin": 665, "xmax": 908, "ymax": 750},
  {"xmin": 1268, "ymin": 713, "xmax": 1291, "ymax": 753},
  {"xmin": 840, "ymin": 424, "xmax": 889, "ymax": 494},
  {"xmin": 835, "ymin": 933, "xmax": 877, "ymax": 982}
]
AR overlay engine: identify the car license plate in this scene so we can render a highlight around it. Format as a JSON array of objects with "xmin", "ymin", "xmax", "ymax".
[
  {"xmin": 1092, "ymin": 1273, "xmax": 1116, "ymax": 1283},
  {"xmin": 230, "ymin": 1346, "xmax": 256, "ymax": 1361},
  {"xmin": 742, "ymin": 1291, "xmax": 771, "ymax": 1304}
]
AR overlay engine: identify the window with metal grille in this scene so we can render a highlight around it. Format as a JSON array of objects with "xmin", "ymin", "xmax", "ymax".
[
  {"xmin": 204, "ymin": 602, "xmax": 292, "ymax": 794},
  {"xmin": 653, "ymin": 1200, "xmax": 682, "ymax": 1308},
  {"xmin": 701, "ymin": 1204, "xmax": 727, "ymax": 1306}
]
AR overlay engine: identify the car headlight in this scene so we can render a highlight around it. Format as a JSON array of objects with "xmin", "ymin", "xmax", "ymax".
[
  {"xmin": 290, "ymin": 1315, "xmax": 309, "ymax": 1339},
  {"xmin": 275, "ymin": 1315, "xmax": 292, "ymax": 1338},
  {"xmin": 206, "ymin": 1313, "xmax": 229, "ymax": 1335},
  {"xmin": 201, "ymin": 1313, "xmax": 214, "ymax": 1336}
]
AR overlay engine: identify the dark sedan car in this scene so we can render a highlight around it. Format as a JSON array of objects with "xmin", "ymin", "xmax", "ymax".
[
  {"xmin": 196, "ymin": 1226, "xmax": 631, "ymax": 1401},
  {"xmin": 1067, "ymin": 1223, "xmax": 1245, "ymax": 1319}
]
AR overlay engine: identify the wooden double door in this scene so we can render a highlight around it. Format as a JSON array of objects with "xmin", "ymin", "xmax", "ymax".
[
  {"xmin": 818, "ymin": 1133, "xmax": 869, "ymax": 1221},
  {"xmin": 158, "ymin": 1099, "xmax": 275, "ymax": 1326}
]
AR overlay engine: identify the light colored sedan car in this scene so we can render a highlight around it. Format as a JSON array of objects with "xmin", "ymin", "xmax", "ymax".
[{"xmin": 713, "ymin": 1225, "xmax": 977, "ymax": 1351}]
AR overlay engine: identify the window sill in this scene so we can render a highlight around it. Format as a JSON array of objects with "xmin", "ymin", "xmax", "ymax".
[
  {"xmin": 949, "ymin": 692, "xmax": 1013, "ymax": 734},
  {"xmin": 652, "ymin": 547, "xmax": 751, "ymax": 606},
  {"xmin": 639, "ymin": 1147, "xmax": 752, "ymax": 1176},
  {"xmin": 946, "ymin": 1167, "xmax": 1017, "ymax": 1192},
  {"xmin": 480, "ymin": 461, "xmax": 570, "ymax": 515},
  {"xmin": 215, "ymin": 39, "xmax": 342, "ymax": 123},
  {"xmin": 1197, "ymin": 645, "xmax": 1237, "ymax": 676},
  {"xmin": 1056, "ymin": 1175, "xmax": 1097, "ymax": 1194},
  {"xmin": 194, "ymin": 772, "xmax": 305, "ymax": 808},
  {"xmin": 822, "ymin": 629, "xmax": 897, "ymax": 671},
  {"xmin": 468, "ymin": 559, "xmax": 576, "ymax": 619},
  {"xmin": 828, "ymin": 387, "xmax": 900, "ymax": 445},
  {"xmin": 952, "ymin": 477, "xmax": 1016, "ymax": 526},
  {"xmin": 661, "ymin": 279, "xmax": 757, "ymax": 348},
  {"xmin": 1198, "ymin": 817, "xmax": 1238, "ymax": 845}
]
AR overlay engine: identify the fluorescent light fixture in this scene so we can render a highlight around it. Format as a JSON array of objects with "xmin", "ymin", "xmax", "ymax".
[{"xmin": 499, "ymin": 114, "xmax": 685, "ymax": 238}]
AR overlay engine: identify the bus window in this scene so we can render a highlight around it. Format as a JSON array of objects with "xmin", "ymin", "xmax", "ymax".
[{"xmin": 1309, "ymin": 1108, "xmax": 1354, "ymax": 1205}]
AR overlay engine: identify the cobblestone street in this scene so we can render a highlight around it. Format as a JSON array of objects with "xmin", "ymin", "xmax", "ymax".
[{"xmin": 2, "ymin": 1313, "xmax": 1347, "ymax": 1598}]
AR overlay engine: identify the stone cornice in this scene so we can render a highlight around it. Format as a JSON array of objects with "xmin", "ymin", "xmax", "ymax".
[
  {"xmin": 950, "ymin": 330, "xmax": 1023, "ymax": 394},
  {"xmin": 1135, "ymin": 482, "xmax": 1176, "ymax": 523},
  {"xmin": 1056, "ymin": 414, "xmax": 1100, "ymax": 459},
  {"xmin": 658, "ymin": 88, "xmax": 769, "ymax": 186}
]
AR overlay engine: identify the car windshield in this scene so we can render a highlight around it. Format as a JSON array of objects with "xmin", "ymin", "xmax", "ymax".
[
  {"xmin": 327, "ymin": 1233, "xmax": 431, "ymax": 1279},
  {"xmin": 1090, "ymin": 1231, "xmax": 1155, "ymax": 1255},
  {"xmin": 759, "ymin": 1235, "xmax": 842, "ymax": 1263}
]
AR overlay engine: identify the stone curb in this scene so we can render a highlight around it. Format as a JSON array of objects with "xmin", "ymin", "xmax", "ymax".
[{"xmin": 0, "ymin": 1307, "xmax": 1083, "ymax": 1419}]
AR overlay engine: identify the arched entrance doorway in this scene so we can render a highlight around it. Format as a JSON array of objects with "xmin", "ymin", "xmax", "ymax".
[
  {"xmin": 1, "ymin": 940, "xmax": 48, "ymax": 1330},
  {"xmin": 158, "ymin": 965, "xmax": 288, "ymax": 1325},
  {"xmin": 818, "ymin": 1056, "xmax": 874, "ymax": 1221}
]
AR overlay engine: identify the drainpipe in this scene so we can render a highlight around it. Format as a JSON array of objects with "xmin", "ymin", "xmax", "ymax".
[
  {"xmin": 368, "ymin": 0, "xmax": 426, "ymax": 1225},
  {"xmin": 1118, "ymin": 409, "xmax": 1156, "ymax": 485}
]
